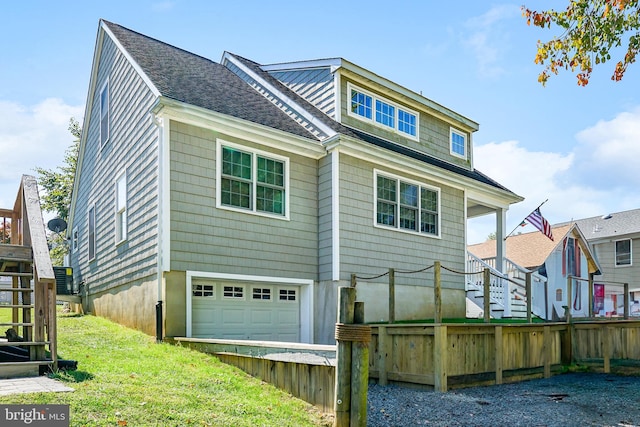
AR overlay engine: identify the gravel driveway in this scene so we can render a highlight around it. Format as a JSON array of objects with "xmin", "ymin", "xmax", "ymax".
[{"xmin": 367, "ymin": 373, "xmax": 640, "ymax": 426}]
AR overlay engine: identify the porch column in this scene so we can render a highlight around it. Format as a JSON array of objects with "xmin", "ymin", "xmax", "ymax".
[{"xmin": 495, "ymin": 208, "xmax": 506, "ymax": 273}]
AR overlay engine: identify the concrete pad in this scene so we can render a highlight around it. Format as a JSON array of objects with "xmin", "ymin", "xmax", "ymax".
[{"xmin": 0, "ymin": 376, "xmax": 74, "ymax": 396}]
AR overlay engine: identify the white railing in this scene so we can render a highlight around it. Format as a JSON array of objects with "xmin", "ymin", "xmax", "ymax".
[
  {"xmin": 504, "ymin": 258, "xmax": 548, "ymax": 319},
  {"xmin": 466, "ymin": 252, "xmax": 511, "ymax": 316}
]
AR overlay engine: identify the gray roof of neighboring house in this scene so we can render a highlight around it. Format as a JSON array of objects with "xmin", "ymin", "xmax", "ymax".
[
  {"xmin": 558, "ymin": 209, "xmax": 640, "ymax": 241},
  {"xmin": 102, "ymin": 20, "xmax": 518, "ymax": 196}
]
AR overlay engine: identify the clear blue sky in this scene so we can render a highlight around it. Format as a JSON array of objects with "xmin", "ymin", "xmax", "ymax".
[{"xmin": 1, "ymin": 1, "xmax": 639, "ymax": 243}]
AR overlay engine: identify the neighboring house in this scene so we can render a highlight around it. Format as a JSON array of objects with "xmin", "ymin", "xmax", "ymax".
[
  {"xmin": 566, "ymin": 209, "xmax": 640, "ymax": 316},
  {"xmin": 68, "ymin": 20, "xmax": 522, "ymax": 344},
  {"xmin": 468, "ymin": 224, "xmax": 601, "ymax": 320}
]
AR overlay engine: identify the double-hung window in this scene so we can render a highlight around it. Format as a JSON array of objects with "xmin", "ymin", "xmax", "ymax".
[
  {"xmin": 348, "ymin": 83, "xmax": 419, "ymax": 139},
  {"xmin": 88, "ymin": 204, "xmax": 96, "ymax": 261},
  {"xmin": 217, "ymin": 141, "xmax": 289, "ymax": 218},
  {"xmin": 375, "ymin": 171, "xmax": 440, "ymax": 237},
  {"xmin": 100, "ymin": 80, "xmax": 109, "ymax": 148},
  {"xmin": 450, "ymin": 128, "xmax": 467, "ymax": 159},
  {"xmin": 615, "ymin": 239, "xmax": 632, "ymax": 266},
  {"xmin": 115, "ymin": 172, "xmax": 127, "ymax": 243}
]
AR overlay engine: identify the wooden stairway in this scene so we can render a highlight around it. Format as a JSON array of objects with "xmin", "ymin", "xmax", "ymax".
[{"xmin": 0, "ymin": 176, "xmax": 57, "ymax": 378}]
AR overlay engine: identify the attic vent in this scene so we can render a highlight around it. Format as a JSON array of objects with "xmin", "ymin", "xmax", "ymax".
[{"xmin": 601, "ymin": 214, "xmax": 612, "ymax": 220}]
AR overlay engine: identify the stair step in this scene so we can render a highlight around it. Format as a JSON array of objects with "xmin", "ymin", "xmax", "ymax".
[
  {"xmin": 0, "ymin": 287, "xmax": 34, "ymax": 293},
  {"xmin": 0, "ymin": 323, "xmax": 34, "ymax": 327},
  {"xmin": 0, "ymin": 341, "xmax": 50, "ymax": 347},
  {"xmin": 0, "ymin": 272, "xmax": 33, "ymax": 278},
  {"xmin": 0, "ymin": 360, "xmax": 52, "ymax": 366}
]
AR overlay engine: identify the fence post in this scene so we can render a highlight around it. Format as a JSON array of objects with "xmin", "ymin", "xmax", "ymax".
[
  {"xmin": 543, "ymin": 325, "xmax": 551, "ymax": 378},
  {"xmin": 588, "ymin": 274, "xmax": 594, "ymax": 318},
  {"xmin": 377, "ymin": 326, "xmax": 388, "ymax": 386},
  {"xmin": 334, "ymin": 287, "xmax": 355, "ymax": 427},
  {"xmin": 602, "ymin": 325, "xmax": 611, "ymax": 373},
  {"xmin": 434, "ymin": 261, "xmax": 442, "ymax": 323},
  {"xmin": 494, "ymin": 326, "xmax": 503, "ymax": 384},
  {"xmin": 566, "ymin": 276, "xmax": 573, "ymax": 323},
  {"xmin": 433, "ymin": 324, "xmax": 448, "ymax": 392},
  {"xmin": 351, "ymin": 273, "xmax": 357, "ymax": 288},
  {"xmin": 624, "ymin": 283, "xmax": 630, "ymax": 320},
  {"xmin": 503, "ymin": 273, "xmax": 512, "ymax": 318},
  {"xmin": 389, "ymin": 268, "xmax": 395, "ymax": 324},
  {"xmin": 483, "ymin": 268, "xmax": 491, "ymax": 323},
  {"xmin": 526, "ymin": 272, "xmax": 532, "ymax": 323},
  {"xmin": 350, "ymin": 302, "xmax": 369, "ymax": 427}
]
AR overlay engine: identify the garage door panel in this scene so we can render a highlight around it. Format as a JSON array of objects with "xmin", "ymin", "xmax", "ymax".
[{"xmin": 192, "ymin": 281, "xmax": 301, "ymax": 342}]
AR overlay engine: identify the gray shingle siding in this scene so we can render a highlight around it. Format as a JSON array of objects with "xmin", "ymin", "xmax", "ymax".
[
  {"xmin": 337, "ymin": 154, "xmax": 465, "ymax": 289},
  {"xmin": 70, "ymin": 32, "xmax": 159, "ymax": 293},
  {"xmin": 269, "ymin": 67, "xmax": 336, "ymax": 119},
  {"xmin": 169, "ymin": 121, "xmax": 319, "ymax": 279}
]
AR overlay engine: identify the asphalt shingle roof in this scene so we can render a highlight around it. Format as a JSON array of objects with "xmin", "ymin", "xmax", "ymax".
[
  {"xmin": 103, "ymin": 20, "xmax": 519, "ymax": 196},
  {"xmin": 557, "ymin": 208, "xmax": 640, "ymax": 240}
]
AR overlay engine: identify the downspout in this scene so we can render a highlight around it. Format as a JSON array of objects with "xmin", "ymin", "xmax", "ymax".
[{"xmin": 153, "ymin": 113, "xmax": 164, "ymax": 342}]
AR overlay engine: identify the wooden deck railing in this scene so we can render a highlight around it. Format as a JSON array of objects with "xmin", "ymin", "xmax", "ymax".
[{"xmin": 2, "ymin": 175, "xmax": 57, "ymax": 370}]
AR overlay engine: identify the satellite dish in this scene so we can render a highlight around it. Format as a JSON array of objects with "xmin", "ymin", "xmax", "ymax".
[{"xmin": 47, "ymin": 218, "xmax": 67, "ymax": 233}]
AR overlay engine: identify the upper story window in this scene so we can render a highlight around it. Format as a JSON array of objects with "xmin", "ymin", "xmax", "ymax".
[
  {"xmin": 115, "ymin": 172, "xmax": 127, "ymax": 244},
  {"xmin": 374, "ymin": 170, "xmax": 440, "ymax": 237},
  {"xmin": 615, "ymin": 239, "xmax": 632, "ymax": 266},
  {"xmin": 72, "ymin": 227, "xmax": 78, "ymax": 253},
  {"xmin": 450, "ymin": 128, "xmax": 467, "ymax": 159},
  {"xmin": 100, "ymin": 80, "xmax": 109, "ymax": 149},
  {"xmin": 88, "ymin": 204, "xmax": 96, "ymax": 262},
  {"xmin": 348, "ymin": 83, "xmax": 419, "ymax": 140},
  {"xmin": 217, "ymin": 140, "xmax": 289, "ymax": 219}
]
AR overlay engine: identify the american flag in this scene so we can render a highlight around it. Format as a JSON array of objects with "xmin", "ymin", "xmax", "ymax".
[{"xmin": 525, "ymin": 208, "xmax": 554, "ymax": 241}]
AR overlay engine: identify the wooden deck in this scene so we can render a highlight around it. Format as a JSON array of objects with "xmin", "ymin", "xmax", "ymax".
[{"xmin": 0, "ymin": 176, "xmax": 57, "ymax": 377}]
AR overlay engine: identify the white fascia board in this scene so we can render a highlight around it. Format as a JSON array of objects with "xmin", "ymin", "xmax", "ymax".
[
  {"xmin": 331, "ymin": 135, "xmax": 522, "ymax": 208},
  {"xmin": 155, "ymin": 98, "xmax": 327, "ymax": 160},
  {"xmin": 221, "ymin": 52, "xmax": 337, "ymax": 139},
  {"xmin": 260, "ymin": 57, "xmax": 343, "ymax": 72},
  {"xmin": 337, "ymin": 62, "xmax": 479, "ymax": 133}
]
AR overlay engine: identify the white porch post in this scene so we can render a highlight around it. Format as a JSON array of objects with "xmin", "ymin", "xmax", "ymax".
[{"xmin": 496, "ymin": 208, "xmax": 511, "ymax": 317}]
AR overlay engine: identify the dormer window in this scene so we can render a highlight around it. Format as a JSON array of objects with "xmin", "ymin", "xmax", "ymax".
[
  {"xmin": 450, "ymin": 128, "xmax": 467, "ymax": 159},
  {"xmin": 348, "ymin": 83, "xmax": 418, "ymax": 140}
]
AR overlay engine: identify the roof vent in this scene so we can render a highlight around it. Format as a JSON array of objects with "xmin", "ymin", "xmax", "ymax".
[{"xmin": 601, "ymin": 214, "xmax": 612, "ymax": 220}]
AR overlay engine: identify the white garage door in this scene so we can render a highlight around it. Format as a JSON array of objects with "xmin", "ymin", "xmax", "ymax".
[{"xmin": 191, "ymin": 279, "xmax": 300, "ymax": 342}]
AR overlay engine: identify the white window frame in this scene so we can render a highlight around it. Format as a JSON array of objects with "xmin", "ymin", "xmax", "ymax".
[
  {"xmin": 222, "ymin": 284, "xmax": 245, "ymax": 300},
  {"xmin": 72, "ymin": 226, "xmax": 78, "ymax": 253},
  {"xmin": 192, "ymin": 281, "xmax": 216, "ymax": 298},
  {"xmin": 278, "ymin": 287, "xmax": 297, "ymax": 302},
  {"xmin": 216, "ymin": 139, "xmax": 290, "ymax": 220},
  {"xmin": 373, "ymin": 169, "xmax": 441, "ymax": 238},
  {"xmin": 251, "ymin": 286, "xmax": 273, "ymax": 302},
  {"xmin": 615, "ymin": 239, "xmax": 632, "ymax": 267},
  {"xmin": 88, "ymin": 203, "xmax": 96, "ymax": 262},
  {"xmin": 450, "ymin": 127, "xmax": 467, "ymax": 159},
  {"xmin": 347, "ymin": 82, "xmax": 419, "ymax": 141},
  {"xmin": 115, "ymin": 171, "xmax": 127, "ymax": 244},
  {"xmin": 99, "ymin": 79, "xmax": 110, "ymax": 149}
]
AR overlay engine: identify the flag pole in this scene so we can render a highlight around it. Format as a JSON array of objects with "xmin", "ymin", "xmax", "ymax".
[{"xmin": 504, "ymin": 199, "xmax": 549, "ymax": 240}]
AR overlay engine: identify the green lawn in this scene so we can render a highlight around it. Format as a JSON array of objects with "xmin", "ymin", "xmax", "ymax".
[{"xmin": 0, "ymin": 313, "xmax": 332, "ymax": 427}]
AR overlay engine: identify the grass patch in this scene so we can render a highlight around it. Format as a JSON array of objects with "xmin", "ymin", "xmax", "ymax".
[{"xmin": 0, "ymin": 313, "xmax": 331, "ymax": 426}]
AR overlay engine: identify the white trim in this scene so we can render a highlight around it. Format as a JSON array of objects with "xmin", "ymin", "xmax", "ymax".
[
  {"xmin": 332, "ymin": 150, "xmax": 340, "ymax": 281},
  {"xmin": 155, "ymin": 100, "xmax": 326, "ymax": 160},
  {"xmin": 185, "ymin": 271, "xmax": 314, "ymax": 343},
  {"xmin": 87, "ymin": 203, "xmax": 96, "ymax": 262},
  {"xmin": 114, "ymin": 169, "xmax": 127, "ymax": 245},
  {"xmin": 99, "ymin": 79, "xmax": 110, "ymax": 150},
  {"xmin": 334, "ymin": 71, "xmax": 342, "ymax": 122},
  {"xmin": 450, "ymin": 127, "xmax": 467, "ymax": 159},
  {"xmin": 216, "ymin": 139, "xmax": 291, "ymax": 221},
  {"xmin": 346, "ymin": 82, "xmax": 420, "ymax": 141},
  {"xmin": 158, "ymin": 116, "xmax": 171, "ymax": 272},
  {"xmin": 373, "ymin": 169, "xmax": 442, "ymax": 239},
  {"xmin": 614, "ymin": 238, "xmax": 633, "ymax": 267},
  {"xmin": 260, "ymin": 58, "xmax": 342, "ymax": 72}
]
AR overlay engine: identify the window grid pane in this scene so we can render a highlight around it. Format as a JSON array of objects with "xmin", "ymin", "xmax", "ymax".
[
  {"xmin": 400, "ymin": 206, "xmax": 418, "ymax": 231},
  {"xmin": 221, "ymin": 178, "xmax": 251, "ymax": 209},
  {"xmin": 451, "ymin": 130, "xmax": 466, "ymax": 156},
  {"xmin": 351, "ymin": 90, "xmax": 372, "ymax": 119},
  {"xmin": 421, "ymin": 188, "xmax": 438, "ymax": 235},
  {"xmin": 375, "ymin": 100, "xmax": 395, "ymax": 128},
  {"xmin": 398, "ymin": 110, "xmax": 416, "ymax": 136},
  {"xmin": 256, "ymin": 186, "xmax": 284, "ymax": 214}
]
